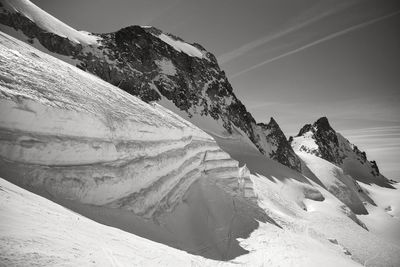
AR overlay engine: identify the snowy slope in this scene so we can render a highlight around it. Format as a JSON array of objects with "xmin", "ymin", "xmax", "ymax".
[
  {"xmin": 1, "ymin": 0, "xmax": 99, "ymax": 45},
  {"xmin": 358, "ymin": 182, "xmax": 400, "ymax": 247},
  {"xmin": 3, "ymin": 138, "xmax": 399, "ymax": 266},
  {"xmin": 0, "ymin": 31, "xmax": 271, "ymax": 260},
  {"xmin": 0, "ymin": 176, "xmax": 365, "ymax": 267},
  {"xmin": 210, "ymin": 129, "xmax": 400, "ymax": 267},
  {"xmin": 296, "ymin": 151, "xmax": 370, "ymax": 215},
  {"xmin": 0, "ymin": 178, "xmax": 225, "ymax": 267}
]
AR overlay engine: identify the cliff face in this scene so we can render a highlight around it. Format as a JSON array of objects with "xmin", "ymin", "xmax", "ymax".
[{"xmin": 0, "ymin": 1, "xmax": 301, "ymax": 171}]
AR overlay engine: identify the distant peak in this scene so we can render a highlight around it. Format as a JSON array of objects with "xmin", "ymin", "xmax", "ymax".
[{"xmin": 296, "ymin": 117, "xmax": 334, "ymax": 137}]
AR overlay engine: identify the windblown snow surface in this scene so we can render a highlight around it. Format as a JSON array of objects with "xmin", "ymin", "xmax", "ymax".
[{"xmin": 1, "ymin": 22, "xmax": 400, "ymax": 267}]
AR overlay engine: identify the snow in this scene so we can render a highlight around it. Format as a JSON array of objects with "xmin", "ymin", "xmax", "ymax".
[
  {"xmin": 156, "ymin": 33, "xmax": 203, "ymax": 58},
  {"xmin": 2, "ymin": 0, "xmax": 100, "ymax": 45},
  {"xmin": 0, "ymin": 175, "xmax": 361, "ymax": 267},
  {"xmin": 155, "ymin": 58, "xmax": 177, "ymax": 76},
  {"xmin": 291, "ymin": 130, "xmax": 319, "ymax": 154},
  {"xmin": 1, "ymin": 7, "xmax": 400, "ymax": 266},
  {"xmin": 0, "ymin": 178, "xmax": 221, "ymax": 266},
  {"xmin": 358, "ymin": 182, "xmax": 400, "ymax": 246},
  {"xmin": 210, "ymin": 128, "xmax": 400, "ymax": 266},
  {"xmin": 296, "ymin": 151, "xmax": 368, "ymax": 215}
]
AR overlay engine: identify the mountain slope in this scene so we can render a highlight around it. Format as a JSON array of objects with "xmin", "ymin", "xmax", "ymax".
[
  {"xmin": 1, "ymin": 176, "xmax": 368, "ymax": 267},
  {"xmin": 0, "ymin": 31, "xmax": 272, "ymax": 260},
  {"xmin": 0, "ymin": 178, "xmax": 220, "ymax": 266},
  {"xmin": 0, "ymin": 0, "xmax": 301, "ymax": 171}
]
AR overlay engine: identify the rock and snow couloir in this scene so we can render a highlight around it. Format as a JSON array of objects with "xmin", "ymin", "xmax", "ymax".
[{"xmin": 0, "ymin": 0, "xmax": 302, "ymax": 172}]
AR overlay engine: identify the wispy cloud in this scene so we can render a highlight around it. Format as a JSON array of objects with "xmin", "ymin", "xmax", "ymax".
[
  {"xmin": 217, "ymin": 1, "xmax": 359, "ymax": 65},
  {"xmin": 230, "ymin": 10, "xmax": 400, "ymax": 79}
]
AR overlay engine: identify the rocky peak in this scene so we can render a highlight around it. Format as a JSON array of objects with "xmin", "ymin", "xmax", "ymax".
[
  {"xmin": 255, "ymin": 117, "xmax": 301, "ymax": 171},
  {"xmin": 295, "ymin": 117, "xmax": 341, "ymax": 164},
  {"xmin": 314, "ymin": 116, "xmax": 331, "ymax": 130},
  {"xmin": 292, "ymin": 116, "xmax": 392, "ymax": 186}
]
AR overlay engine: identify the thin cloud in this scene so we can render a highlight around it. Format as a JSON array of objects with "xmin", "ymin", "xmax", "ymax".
[
  {"xmin": 340, "ymin": 126, "xmax": 400, "ymax": 134},
  {"xmin": 230, "ymin": 10, "xmax": 400, "ymax": 79},
  {"xmin": 217, "ymin": 1, "xmax": 359, "ymax": 64}
]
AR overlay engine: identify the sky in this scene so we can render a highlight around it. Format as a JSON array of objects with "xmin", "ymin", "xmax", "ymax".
[{"xmin": 31, "ymin": 0, "xmax": 400, "ymax": 180}]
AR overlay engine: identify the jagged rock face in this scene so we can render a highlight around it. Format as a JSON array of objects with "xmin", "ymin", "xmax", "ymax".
[
  {"xmin": 0, "ymin": 3, "xmax": 301, "ymax": 171},
  {"xmin": 254, "ymin": 118, "xmax": 301, "ymax": 171},
  {"xmin": 296, "ymin": 117, "xmax": 344, "ymax": 165},
  {"xmin": 292, "ymin": 117, "xmax": 392, "ymax": 187}
]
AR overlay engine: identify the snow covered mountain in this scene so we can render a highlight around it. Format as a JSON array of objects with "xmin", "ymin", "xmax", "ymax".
[
  {"xmin": 0, "ymin": 0, "xmax": 301, "ymax": 171},
  {"xmin": 291, "ymin": 117, "xmax": 393, "ymax": 188},
  {"xmin": 290, "ymin": 116, "xmax": 397, "ymax": 216}
]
